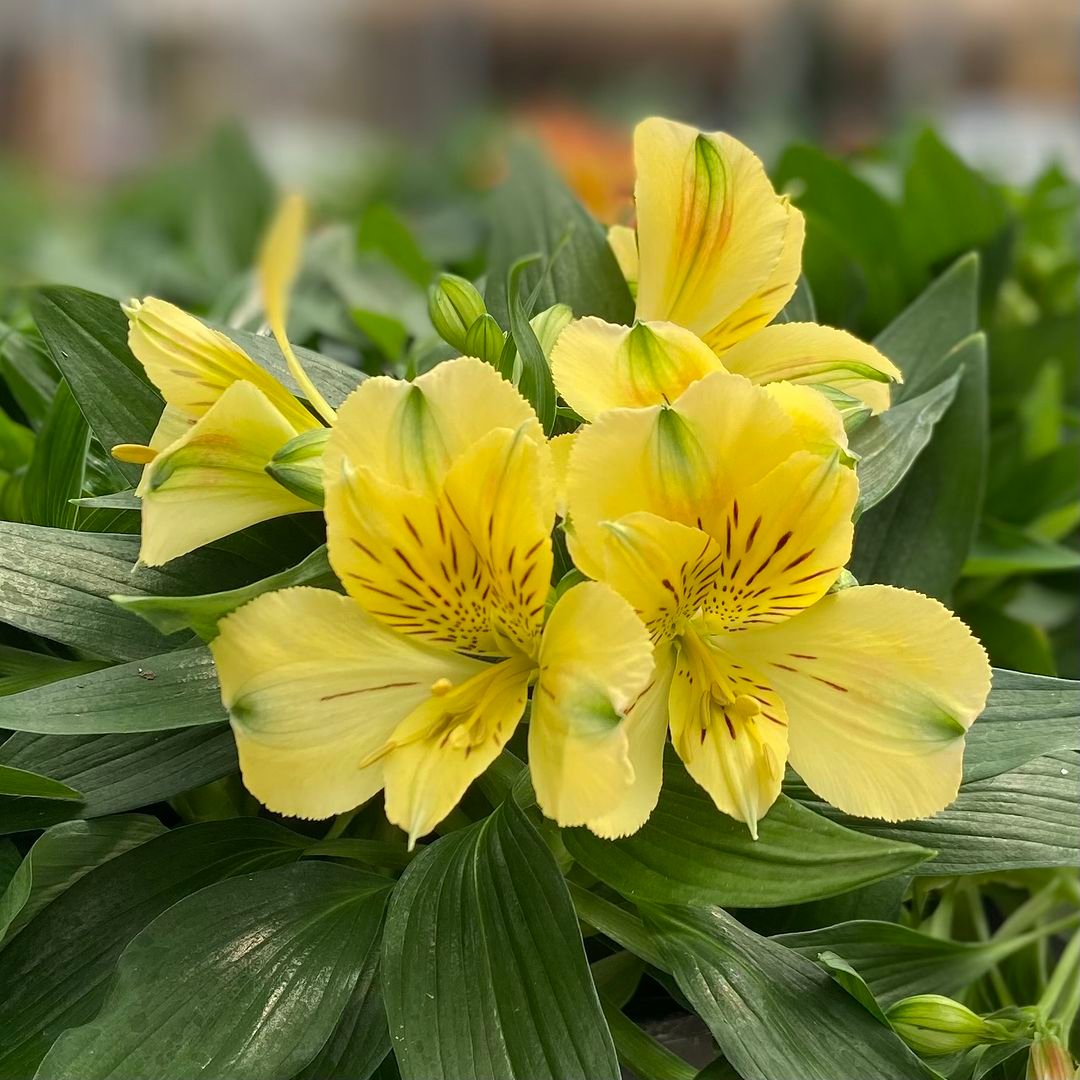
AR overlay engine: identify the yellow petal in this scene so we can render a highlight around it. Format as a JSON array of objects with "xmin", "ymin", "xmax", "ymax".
[
  {"xmin": 566, "ymin": 370, "xmax": 812, "ymax": 567},
  {"xmin": 530, "ymin": 581, "xmax": 654, "ymax": 827},
  {"xmin": 381, "ymin": 655, "xmax": 533, "ymax": 847},
  {"xmin": 584, "ymin": 642, "xmax": 677, "ymax": 839},
  {"xmin": 696, "ymin": 450, "xmax": 857, "ymax": 632},
  {"xmin": 324, "ymin": 356, "xmax": 544, "ymax": 498},
  {"xmin": 258, "ymin": 194, "xmax": 337, "ymax": 426},
  {"xmin": 763, "ymin": 382, "xmax": 850, "ymax": 458},
  {"xmin": 549, "ymin": 432, "xmax": 576, "ymax": 518},
  {"xmin": 211, "ymin": 587, "xmax": 486, "ymax": 820},
  {"xmin": 608, "ymin": 224, "xmax": 639, "ymax": 294},
  {"xmin": 633, "ymin": 118, "xmax": 791, "ymax": 337},
  {"xmin": 719, "ymin": 323, "xmax": 902, "ymax": 414},
  {"xmin": 702, "ymin": 202, "xmax": 805, "ymax": 352},
  {"xmin": 137, "ymin": 380, "xmax": 315, "ymax": 566},
  {"xmin": 719, "ymin": 585, "xmax": 992, "ymax": 821},
  {"xmin": 326, "ymin": 424, "xmax": 554, "ymax": 657},
  {"xmin": 125, "ymin": 297, "xmax": 316, "ymax": 435},
  {"xmin": 550, "ymin": 317, "xmax": 726, "ymax": 421},
  {"xmin": 668, "ymin": 629, "xmax": 789, "ymax": 836}
]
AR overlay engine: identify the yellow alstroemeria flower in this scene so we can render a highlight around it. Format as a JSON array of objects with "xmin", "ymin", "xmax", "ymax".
[
  {"xmin": 210, "ymin": 357, "xmax": 655, "ymax": 845},
  {"xmin": 112, "ymin": 195, "xmax": 333, "ymax": 566},
  {"xmin": 565, "ymin": 369, "xmax": 991, "ymax": 839},
  {"xmin": 550, "ymin": 117, "xmax": 901, "ymax": 422}
]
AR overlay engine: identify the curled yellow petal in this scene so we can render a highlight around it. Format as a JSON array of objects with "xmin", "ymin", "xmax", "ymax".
[
  {"xmin": 211, "ymin": 586, "xmax": 485, "ymax": 821},
  {"xmin": 137, "ymin": 380, "xmax": 315, "ymax": 566},
  {"xmin": 608, "ymin": 224, "xmax": 639, "ymax": 295},
  {"xmin": 633, "ymin": 118, "xmax": 791, "ymax": 339},
  {"xmin": 530, "ymin": 581, "xmax": 654, "ymax": 827},
  {"xmin": 719, "ymin": 322, "xmax": 902, "ymax": 414},
  {"xmin": 550, "ymin": 317, "xmax": 726, "ymax": 421},
  {"xmin": 258, "ymin": 193, "xmax": 337, "ymax": 426},
  {"xmin": 125, "ymin": 296, "xmax": 316, "ymax": 436}
]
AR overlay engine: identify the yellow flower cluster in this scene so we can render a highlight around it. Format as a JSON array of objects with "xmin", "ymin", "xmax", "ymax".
[{"xmin": 114, "ymin": 118, "xmax": 991, "ymax": 846}]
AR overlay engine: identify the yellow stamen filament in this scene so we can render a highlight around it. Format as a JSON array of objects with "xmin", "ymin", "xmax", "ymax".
[{"xmin": 259, "ymin": 193, "xmax": 337, "ymax": 426}]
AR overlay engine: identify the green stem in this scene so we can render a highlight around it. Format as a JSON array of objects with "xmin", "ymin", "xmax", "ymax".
[
  {"xmin": 600, "ymin": 995, "xmax": 697, "ymax": 1080},
  {"xmin": 323, "ymin": 806, "xmax": 360, "ymax": 840},
  {"xmin": 1039, "ymin": 929, "xmax": 1080, "ymax": 1028},
  {"xmin": 567, "ymin": 882, "xmax": 668, "ymax": 972},
  {"xmin": 965, "ymin": 881, "xmax": 1015, "ymax": 1007},
  {"xmin": 993, "ymin": 878, "xmax": 1064, "ymax": 942}
]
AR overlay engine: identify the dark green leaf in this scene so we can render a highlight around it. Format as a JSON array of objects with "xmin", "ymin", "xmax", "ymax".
[
  {"xmin": 776, "ymin": 920, "xmax": 1037, "ymax": 1008},
  {"xmin": 962, "ymin": 669, "xmax": 1080, "ymax": 782},
  {"xmin": 383, "ymin": 799, "xmax": 619, "ymax": 1080},
  {"xmin": 0, "ymin": 818, "xmax": 306, "ymax": 1079},
  {"xmin": 115, "ymin": 546, "xmax": 338, "ymax": 641},
  {"xmin": 851, "ymin": 332, "xmax": 988, "ymax": 599},
  {"xmin": 852, "ymin": 371, "xmax": 961, "ymax": 513},
  {"xmin": 486, "ymin": 141, "xmax": 633, "ymax": 326},
  {"xmin": 641, "ymin": 903, "xmax": 933, "ymax": 1080},
  {"xmin": 38, "ymin": 862, "xmax": 391, "ymax": 1080},
  {"xmin": 962, "ymin": 519, "xmax": 1080, "ymax": 577},
  {"xmin": 786, "ymin": 752, "xmax": 1080, "ymax": 874},
  {"xmin": 0, "ymin": 814, "xmax": 165, "ymax": 942},
  {"xmin": 0, "ymin": 647, "xmax": 224, "ymax": 734},
  {"xmin": 812, "ymin": 951, "xmax": 889, "ymax": 1023},
  {"xmin": 504, "ymin": 258, "xmax": 557, "ymax": 431},
  {"xmin": 0, "ymin": 764, "xmax": 81, "ymax": 801},
  {"xmin": 31, "ymin": 286, "xmax": 162, "ymax": 486},
  {"xmin": 22, "ymin": 380, "xmax": 90, "ymax": 529},
  {"xmin": 0, "ymin": 726, "xmax": 237, "ymax": 833},
  {"xmin": 0, "ymin": 523, "xmax": 267, "ymax": 661},
  {"xmin": 0, "ymin": 645, "xmax": 108, "ymax": 698},
  {"xmin": 358, "ymin": 203, "xmax": 433, "ymax": 287},
  {"xmin": 599, "ymin": 998, "xmax": 697, "ymax": 1080},
  {"xmin": 565, "ymin": 757, "xmax": 931, "ymax": 908}
]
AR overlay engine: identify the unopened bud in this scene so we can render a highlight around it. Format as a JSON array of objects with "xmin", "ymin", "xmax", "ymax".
[
  {"xmin": 1027, "ymin": 1035, "xmax": 1077, "ymax": 1080},
  {"xmin": 265, "ymin": 428, "xmax": 329, "ymax": 507},
  {"xmin": 888, "ymin": 995, "xmax": 1011, "ymax": 1057},
  {"xmin": 464, "ymin": 313, "xmax": 507, "ymax": 368},
  {"xmin": 428, "ymin": 273, "xmax": 487, "ymax": 352},
  {"xmin": 529, "ymin": 303, "xmax": 574, "ymax": 359}
]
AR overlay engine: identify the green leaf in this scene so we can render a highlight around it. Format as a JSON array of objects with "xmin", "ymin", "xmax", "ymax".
[
  {"xmin": 31, "ymin": 286, "xmax": 162, "ymax": 486},
  {"xmin": 774, "ymin": 144, "xmax": 919, "ymax": 334},
  {"xmin": 786, "ymin": 752, "xmax": 1080, "ymax": 874},
  {"xmin": 0, "ymin": 523, "xmax": 268, "ymax": 661},
  {"xmin": 851, "ymin": 332, "xmax": 988, "ymax": 599},
  {"xmin": 962, "ymin": 519, "xmax": 1080, "ymax": 577},
  {"xmin": 358, "ymin": 203, "xmax": 433, "ymax": 287},
  {"xmin": 599, "ymin": 998, "xmax": 697, "ymax": 1080},
  {"xmin": 564, "ymin": 756, "xmax": 931, "ymax": 908},
  {"xmin": 486, "ymin": 141, "xmax": 633, "ymax": 326},
  {"xmin": 0, "ymin": 321, "xmax": 58, "ymax": 430},
  {"xmin": 38, "ymin": 862, "xmax": 391, "ymax": 1080},
  {"xmin": 812, "ymin": 951, "xmax": 890, "ymax": 1023},
  {"xmin": 852, "ymin": 371, "xmax": 960, "ymax": 514},
  {"xmin": 114, "ymin": 546, "xmax": 338, "ymax": 641},
  {"xmin": 0, "ymin": 764, "xmax": 81, "ymax": 801},
  {"xmin": 0, "ymin": 726, "xmax": 236, "ymax": 833},
  {"xmin": 21, "ymin": 379, "xmax": 90, "ymax": 529},
  {"xmin": 962, "ymin": 669, "xmax": 1080, "ymax": 782},
  {"xmin": 0, "ymin": 815, "xmax": 165, "ymax": 943},
  {"xmin": 0, "ymin": 818, "xmax": 306, "ymax": 1079},
  {"xmin": 0, "ymin": 647, "xmax": 224, "ymax": 734},
  {"xmin": 902, "ymin": 130, "xmax": 1010, "ymax": 275},
  {"xmin": 0, "ymin": 645, "xmax": 108, "ymax": 698},
  {"xmin": 504, "ymin": 257, "xmax": 558, "ymax": 432},
  {"xmin": 383, "ymin": 799, "xmax": 619, "ymax": 1080},
  {"xmin": 776, "ymin": 920, "xmax": 1040, "ymax": 1008},
  {"xmin": 641, "ymin": 903, "xmax": 933, "ymax": 1080},
  {"xmin": 0, "ymin": 402, "xmax": 34, "ymax": 471}
]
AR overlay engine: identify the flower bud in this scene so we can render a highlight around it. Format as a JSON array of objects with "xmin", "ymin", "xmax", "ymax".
[
  {"xmin": 529, "ymin": 303, "xmax": 574, "ymax": 359},
  {"xmin": 1027, "ymin": 1034, "xmax": 1077, "ymax": 1080},
  {"xmin": 888, "ymin": 995, "xmax": 1006, "ymax": 1057},
  {"xmin": 265, "ymin": 428, "xmax": 329, "ymax": 507},
  {"xmin": 428, "ymin": 273, "xmax": 487, "ymax": 352},
  {"xmin": 464, "ymin": 313, "xmax": 507, "ymax": 368}
]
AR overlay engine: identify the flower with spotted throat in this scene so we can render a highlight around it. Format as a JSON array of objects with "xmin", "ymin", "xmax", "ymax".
[
  {"xmin": 209, "ymin": 357, "xmax": 654, "ymax": 846},
  {"xmin": 550, "ymin": 117, "xmax": 901, "ymax": 424},
  {"xmin": 564, "ymin": 368, "xmax": 991, "ymax": 838},
  {"xmin": 111, "ymin": 195, "xmax": 334, "ymax": 566}
]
